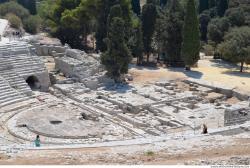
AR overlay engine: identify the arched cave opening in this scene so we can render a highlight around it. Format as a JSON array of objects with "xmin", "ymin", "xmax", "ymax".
[{"xmin": 26, "ymin": 76, "xmax": 40, "ymax": 90}]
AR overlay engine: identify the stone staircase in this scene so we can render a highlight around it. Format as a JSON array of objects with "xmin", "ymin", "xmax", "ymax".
[
  {"xmin": 0, "ymin": 41, "xmax": 48, "ymax": 93},
  {"xmin": 0, "ymin": 42, "xmax": 46, "ymax": 75},
  {"xmin": 0, "ymin": 41, "xmax": 49, "ymax": 107},
  {"xmin": 0, "ymin": 55, "xmax": 46, "ymax": 77},
  {"xmin": 0, "ymin": 69, "xmax": 32, "ymax": 95},
  {"xmin": 0, "ymin": 76, "xmax": 29, "ymax": 108}
]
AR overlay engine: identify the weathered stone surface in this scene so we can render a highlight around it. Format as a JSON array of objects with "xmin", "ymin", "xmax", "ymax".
[
  {"xmin": 84, "ymin": 79, "xmax": 99, "ymax": 90},
  {"xmin": 166, "ymin": 86, "xmax": 174, "ymax": 90}
]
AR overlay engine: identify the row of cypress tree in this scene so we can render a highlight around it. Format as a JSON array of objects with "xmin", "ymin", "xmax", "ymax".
[{"xmin": 101, "ymin": 0, "xmax": 200, "ymax": 81}]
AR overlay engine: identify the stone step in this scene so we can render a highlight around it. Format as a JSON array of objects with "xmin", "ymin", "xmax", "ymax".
[
  {"xmin": 0, "ymin": 71, "xmax": 22, "ymax": 76},
  {"xmin": 0, "ymin": 97, "xmax": 29, "ymax": 108},
  {"xmin": 0, "ymin": 94, "xmax": 23, "ymax": 104},
  {"xmin": 0, "ymin": 89, "xmax": 17, "ymax": 96},
  {"xmin": 0, "ymin": 66, "xmax": 46, "ymax": 74},
  {"xmin": 0, "ymin": 85, "xmax": 12, "ymax": 90},
  {"xmin": 11, "ymin": 86, "xmax": 30, "ymax": 93},
  {"xmin": 0, "ymin": 57, "xmax": 42, "ymax": 61},
  {"xmin": 0, "ymin": 61, "xmax": 43, "ymax": 66},
  {"xmin": 0, "ymin": 84, "xmax": 10, "ymax": 88},
  {"xmin": 18, "ymin": 88, "xmax": 32, "ymax": 94},
  {"xmin": 7, "ymin": 80, "xmax": 27, "ymax": 85},
  {"xmin": 0, "ymin": 91, "xmax": 21, "ymax": 100},
  {"xmin": 17, "ymin": 68, "xmax": 46, "ymax": 76},
  {"xmin": 0, "ymin": 77, "xmax": 23, "ymax": 83},
  {"xmin": 0, "ymin": 72, "xmax": 20, "ymax": 77},
  {"xmin": 0, "ymin": 60, "xmax": 43, "ymax": 65}
]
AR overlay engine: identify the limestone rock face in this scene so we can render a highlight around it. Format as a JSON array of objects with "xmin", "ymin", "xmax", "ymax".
[{"xmin": 53, "ymin": 48, "xmax": 114, "ymax": 90}]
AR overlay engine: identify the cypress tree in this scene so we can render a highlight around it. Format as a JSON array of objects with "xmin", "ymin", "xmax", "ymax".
[
  {"xmin": 217, "ymin": 0, "xmax": 228, "ymax": 17},
  {"xmin": 142, "ymin": 1, "xmax": 157, "ymax": 62},
  {"xmin": 131, "ymin": 0, "xmax": 141, "ymax": 16},
  {"xmin": 95, "ymin": 0, "xmax": 116, "ymax": 52},
  {"xmin": 181, "ymin": 0, "xmax": 200, "ymax": 70},
  {"xmin": 199, "ymin": 11, "xmax": 211, "ymax": 41},
  {"xmin": 199, "ymin": 0, "xmax": 209, "ymax": 13},
  {"xmin": 101, "ymin": 17, "xmax": 132, "ymax": 82},
  {"xmin": 107, "ymin": 4, "xmax": 123, "ymax": 28},
  {"xmin": 95, "ymin": 0, "xmax": 132, "ymax": 52},
  {"xmin": 135, "ymin": 22, "xmax": 144, "ymax": 65}
]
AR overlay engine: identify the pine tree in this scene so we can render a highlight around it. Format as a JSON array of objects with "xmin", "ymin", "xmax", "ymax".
[
  {"xmin": 217, "ymin": 0, "xmax": 228, "ymax": 17},
  {"xmin": 101, "ymin": 17, "xmax": 132, "ymax": 82},
  {"xmin": 142, "ymin": 1, "xmax": 157, "ymax": 62},
  {"xmin": 131, "ymin": 0, "xmax": 141, "ymax": 16},
  {"xmin": 181, "ymin": 0, "xmax": 200, "ymax": 70},
  {"xmin": 199, "ymin": 0, "xmax": 209, "ymax": 13}
]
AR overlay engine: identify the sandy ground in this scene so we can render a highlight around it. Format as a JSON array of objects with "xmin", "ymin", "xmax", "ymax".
[{"xmin": 129, "ymin": 58, "xmax": 250, "ymax": 93}]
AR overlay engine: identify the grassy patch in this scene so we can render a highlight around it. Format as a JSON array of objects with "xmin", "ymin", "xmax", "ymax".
[{"xmin": 145, "ymin": 151, "xmax": 155, "ymax": 156}]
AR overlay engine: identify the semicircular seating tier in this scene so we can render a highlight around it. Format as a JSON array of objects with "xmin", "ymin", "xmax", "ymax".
[{"xmin": 0, "ymin": 41, "xmax": 50, "ymax": 108}]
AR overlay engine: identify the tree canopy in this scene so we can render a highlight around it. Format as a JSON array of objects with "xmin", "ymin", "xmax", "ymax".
[{"xmin": 218, "ymin": 26, "xmax": 250, "ymax": 72}]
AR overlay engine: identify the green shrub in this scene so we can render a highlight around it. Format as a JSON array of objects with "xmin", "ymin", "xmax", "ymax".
[
  {"xmin": 0, "ymin": 1, "xmax": 29, "ymax": 20},
  {"xmin": 5, "ymin": 13, "xmax": 22, "ymax": 29},
  {"xmin": 145, "ymin": 151, "xmax": 155, "ymax": 156},
  {"xmin": 23, "ymin": 15, "xmax": 41, "ymax": 34}
]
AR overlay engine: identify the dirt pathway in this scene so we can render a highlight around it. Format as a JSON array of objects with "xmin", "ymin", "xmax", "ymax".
[{"xmin": 0, "ymin": 135, "xmax": 249, "ymax": 165}]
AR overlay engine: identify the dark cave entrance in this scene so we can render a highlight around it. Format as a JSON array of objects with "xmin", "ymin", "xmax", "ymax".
[{"xmin": 26, "ymin": 76, "xmax": 40, "ymax": 90}]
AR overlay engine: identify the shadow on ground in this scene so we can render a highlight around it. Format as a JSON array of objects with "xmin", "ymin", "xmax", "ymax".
[
  {"xmin": 129, "ymin": 64, "xmax": 160, "ymax": 71},
  {"xmin": 210, "ymin": 59, "xmax": 238, "ymax": 69},
  {"xmin": 168, "ymin": 67, "xmax": 203, "ymax": 79},
  {"xmin": 222, "ymin": 70, "xmax": 250, "ymax": 79},
  {"xmin": 102, "ymin": 83, "xmax": 134, "ymax": 93},
  {"xmin": 210, "ymin": 59, "xmax": 250, "ymax": 71}
]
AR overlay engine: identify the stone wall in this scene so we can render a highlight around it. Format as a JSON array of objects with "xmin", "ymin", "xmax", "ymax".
[
  {"xmin": 33, "ymin": 43, "xmax": 69, "ymax": 56},
  {"xmin": 224, "ymin": 107, "xmax": 250, "ymax": 126},
  {"xmin": 185, "ymin": 78, "xmax": 250, "ymax": 101}
]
